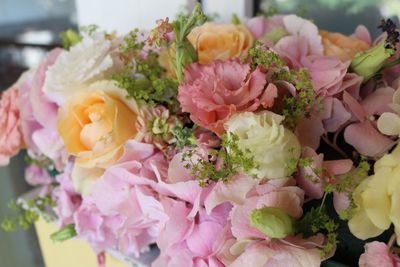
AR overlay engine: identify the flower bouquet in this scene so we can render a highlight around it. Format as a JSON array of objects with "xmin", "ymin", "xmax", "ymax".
[{"xmin": 2, "ymin": 4, "xmax": 400, "ymax": 267}]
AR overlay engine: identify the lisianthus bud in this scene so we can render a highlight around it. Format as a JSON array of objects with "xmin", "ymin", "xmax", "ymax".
[
  {"xmin": 264, "ymin": 27, "xmax": 288, "ymax": 44},
  {"xmin": 351, "ymin": 42, "xmax": 394, "ymax": 81},
  {"xmin": 250, "ymin": 206, "xmax": 294, "ymax": 238}
]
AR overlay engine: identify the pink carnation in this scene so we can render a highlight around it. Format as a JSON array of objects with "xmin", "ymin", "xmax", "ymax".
[
  {"xmin": 0, "ymin": 87, "xmax": 23, "ymax": 166},
  {"xmin": 178, "ymin": 59, "xmax": 269, "ymax": 135}
]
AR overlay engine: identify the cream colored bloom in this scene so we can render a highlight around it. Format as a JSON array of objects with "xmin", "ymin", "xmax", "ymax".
[
  {"xmin": 44, "ymin": 33, "xmax": 120, "ymax": 104},
  {"xmin": 348, "ymin": 144, "xmax": 400, "ymax": 244},
  {"xmin": 224, "ymin": 111, "xmax": 301, "ymax": 179}
]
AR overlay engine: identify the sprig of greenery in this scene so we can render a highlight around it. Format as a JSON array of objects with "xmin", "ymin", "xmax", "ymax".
[
  {"xmin": 275, "ymin": 68, "xmax": 319, "ymax": 129},
  {"xmin": 113, "ymin": 30, "xmax": 179, "ymax": 106},
  {"xmin": 2, "ymin": 195, "xmax": 55, "ymax": 232},
  {"xmin": 171, "ymin": 3, "xmax": 207, "ymax": 82},
  {"xmin": 171, "ymin": 125, "xmax": 196, "ymax": 149},
  {"xmin": 182, "ymin": 134, "xmax": 258, "ymax": 187},
  {"xmin": 295, "ymin": 206, "xmax": 338, "ymax": 257},
  {"xmin": 249, "ymin": 43, "xmax": 320, "ymax": 129},
  {"xmin": 334, "ymin": 157, "xmax": 370, "ymax": 220}
]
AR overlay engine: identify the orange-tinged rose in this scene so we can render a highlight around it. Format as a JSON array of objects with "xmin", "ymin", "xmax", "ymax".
[
  {"xmin": 57, "ymin": 81, "xmax": 138, "ymax": 170},
  {"xmin": 188, "ymin": 22, "xmax": 254, "ymax": 64},
  {"xmin": 320, "ymin": 30, "xmax": 370, "ymax": 62}
]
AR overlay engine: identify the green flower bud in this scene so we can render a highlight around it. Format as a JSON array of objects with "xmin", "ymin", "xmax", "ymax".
[
  {"xmin": 351, "ymin": 42, "xmax": 394, "ymax": 81},
  {"xmin": 50, "ymin": 223, "xmax": 77, "ymax": 242},
  {"xmin": 264, "ymin": 27, "xmax": 288, "ymax": 44},
  {"xmin": 250, "ymin": 206, "xmax": 294, "ymax": 239},
  {"xmin": 59, "ymin": 29, "xmax": 81, "ymax": 49}
]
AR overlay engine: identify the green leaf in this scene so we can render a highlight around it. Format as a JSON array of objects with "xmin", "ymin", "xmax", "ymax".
[{"xmin": 50, "ymin": 224, "xmax": 77, "ymax": 242}]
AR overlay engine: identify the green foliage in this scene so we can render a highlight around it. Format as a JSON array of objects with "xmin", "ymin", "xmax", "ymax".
[
  {"xmin": 1, "ymin": 195, "xmax": 55, "ymax": 232},
  {"xmin": 113, "ymin": 30, "xmax": 179, "ymax": 106},
  {"xmin": 249, "ymin": 43, "xmax": 319, "ymax": 129},
  {"xmin": 50, "ymin": 224, "xmax": 77, "ymax": 242},
  {"xmin": 25, "ymin": 155, "xmax": 59, "ymax": 177},
  {"xmin": 276, "ymin": 68, "xmax": 319, "ymax": 129},
  {"xmin": 296, "ymin": 207, "xmax": 338, "ymax": 257},
  {"xmin": 231, "ymin": 13, "xmax": 241, "ymax": 25},
  {"xmin": 171, "ymin": 3, "xmax": 207, "ymax": 82},
  {"xmin": 171, "ymin": 125, "xmax": 196, "ymax": 149},
  {"xmin": 79, "ymin": 24, "xmax": 99, "ymax": 35},
  {"xmin": 182, "ymin": 134, "xmax": 258, "ymax": 187},
  {"xmin": 333, "ymin": 157, "xmax": 370, "ymax": 220},
  {"xmin": 59, "ymin": 29, "xmax": 81, "ymax": 49}
]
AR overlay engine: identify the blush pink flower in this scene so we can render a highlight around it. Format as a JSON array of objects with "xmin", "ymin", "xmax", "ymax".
[
  {"xmin": 230, "ymin": 178, "xmax": 304, "ymax": 240},
  {"xmin": 246, "ymin": 15, "xmax": 285, "ymax": 40},
  {"xmin": 53, "ymin": 165, "xmax": 82, "ymax": 226},
  {"xmin": 153, "ymin": 198, "xmax": 232, "ymax": 267},
  {"xmin": 19, "ymin": 48, "xmax": 68, "ymax": 170},
  {"xmin": 359, "ymin": 242, "xmax": 400, "ymax": 267},
  {"xmin": 25, "ymin": 164, "xmax": 53, "ymax": 186},
  {"xmin": 0, "ymin": 87, "xmax": 23, "ymax": 166},
  {"xmin": 74, "ymin": 198, "xmax": 124, "ymax": 253},
  {"xmin": 178, "ymin": 59, "xmax": 269, "ymax": 135},
  {"xmin": 229, "ymin": 239, "xmax": 321, "ymax": 267}
]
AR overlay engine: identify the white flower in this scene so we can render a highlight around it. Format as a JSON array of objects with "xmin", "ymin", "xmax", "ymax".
[
  {"xmin": 225, "ymin": 111, "xmax": 301, "ymax": 179},
  {"xmin": 43, "ymin": 33, "xmax": 119, "ymax": 104}
]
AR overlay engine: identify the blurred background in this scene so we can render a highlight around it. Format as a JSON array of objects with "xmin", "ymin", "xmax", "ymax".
[{"xmin": 0, "ymin": 0, "xmax": 399, "ymax": 266}]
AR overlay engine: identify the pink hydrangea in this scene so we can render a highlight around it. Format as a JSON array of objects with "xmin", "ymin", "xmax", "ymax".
[
  {"xmin": 178, "ymin": 59, "xmax": 270, "ymax": 135},
  {"xmin": 246, "ymin": 15, "xmax": 284, "ymax": 39},
  {"xmin": 230, "ymin": 178, "xmax": 304, "ymax": 240},
  {"xmin": 19, "ymin": 48, "xmax": 68, "ymax": 171},
  {"xmin": 229, "ymin": 239, "xmax": 322, "ymax": 267},
  {"xmin": 53, "ymin": 166, "xmax": 82, "ymax": 226},
  {"xmin": 25, "ymin": 164, "xmax": 53, "ymax": 186},
  {"xmin": 153, "ymin": 199, "xmax": 232, "ymax": 267},
  {"xmin": 359, "ymin": 242, "xmax": 400, "ymax": 267},
  {"xmin": 0, "ymin": 87, "xmax": 23, "ymax": 166},
  {"xmin": 75, "ymin": 140, "xmax": 170, "ymax": 257},
  {"xmin": 74, "ymin": 198, "xmax": 124, "ymax": 253}
]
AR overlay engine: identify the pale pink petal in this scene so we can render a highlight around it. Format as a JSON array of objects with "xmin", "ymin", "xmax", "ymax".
[
  {"xmin": 323, "ymin": 98, "xmax": 351, "ymax": 132},
  {"xmin": 359, "ymin": 241, "xmax": 399, "ymax": 267},
  {"xmin": 344, "ymin": 121, "xmax": 395, "ymax": 157},
  {"xmin": 352, "ymin": 25, "xmax": 372, "ymax": 46},
  {"xmin": 295, "ymin": 116, "xmax": 324, "ymax": 150},
  {"xmin": 204, "ymin": 174, "xmax": 257, "ymax": 214}
]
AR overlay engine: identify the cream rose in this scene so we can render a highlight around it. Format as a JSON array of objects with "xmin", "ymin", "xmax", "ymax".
[
  {"xmin": 187, "ymin": 22, "xmax": 254, "ymax": 64},
  {"xmin": 225, "ymin": 111, "xmax": 301, "ymax": 179},
  {"xmin": 57, "ymin": 80, "xmax": 138, "ymax": 194}
]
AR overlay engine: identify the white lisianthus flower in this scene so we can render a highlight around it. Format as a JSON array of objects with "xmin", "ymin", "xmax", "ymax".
[
  {"xmin": 43, "ymin": 32, "xmax": 120, "ymax": 104},
  {"xmin": 225, "ymin": 111, "xmax": 301, "ymax": 179}
]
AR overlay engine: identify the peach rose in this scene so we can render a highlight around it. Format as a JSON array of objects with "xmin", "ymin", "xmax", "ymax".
[
  {"xmin": 188, "ymin": 22, "xmax": 254, "ymax": 64},
  {"xmin": 57, "ymin": 81, "xmax": 138, "ymax": 193},
  {"xmin": 320, "ymin": 30, "xmax": 370, "ymax": 62}
]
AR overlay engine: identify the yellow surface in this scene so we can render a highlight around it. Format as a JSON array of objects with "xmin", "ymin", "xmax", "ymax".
[{"xmin": 35, "ymin": 218, "xmax": 131, "ymax": 267}]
